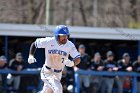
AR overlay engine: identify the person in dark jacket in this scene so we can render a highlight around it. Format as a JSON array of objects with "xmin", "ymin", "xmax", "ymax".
[
  {"xmin": 74, "ymin": 44, "xmax": 91, "ymax": 93},
  {"xmin": 0, "ymin": 55, "xmax": 7, "ymax": 69},
  {"xmin": 101, "ymin": 51, "xmax": 118, "ymax": 93},
  {"xmin": 7, "ymin": 52, "xmax": 25, "ymax": 93},
  {"xmin": 118, "ymin": 53, "xmax": 132, "ymax": 72},
  {"xmin": 116, "ymin": 53, "xmax": 133, "ymax": 93},
  {"xmin": 0, "ymin": 55, "xmax": 7, "ymax": 93},
  {"xmin": 90, "ymin": 52, "xmax": 104, "ymax": 93},
  {"xmin": 133, "ymin": 55, "xmax": 140, "ymax": 93}
]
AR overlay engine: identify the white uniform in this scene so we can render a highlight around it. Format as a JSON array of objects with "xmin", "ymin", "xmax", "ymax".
[{"xmin": 35, "ymin": 37, "xmax": 80, "ymax": 93}]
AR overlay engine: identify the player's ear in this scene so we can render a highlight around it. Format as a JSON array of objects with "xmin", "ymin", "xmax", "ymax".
[{"xmin": 58, "ymin": 35, "xmax": 60, "ymax": 39}]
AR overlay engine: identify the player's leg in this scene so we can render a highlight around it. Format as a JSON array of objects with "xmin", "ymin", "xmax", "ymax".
[
  {"xmin": 53, "ymin": 72, "xmax": 63, "ymax": 93},
  {"xmin": 42, "ymin": 78, "xmax": 63, "ymax": 93},
  {"xmin": 40, "ymin": 67, "xmax": 54, "ymax": 93},
  {"xmin": 40, "ymin": 82, "xmax": 53, "ymax": 93},
  {"xmin": 40, "ymin": 66, "xmax": 63, "ymax": 93},
  {"xmin": 52, "ymin": 79, "xmax": 63, "ymax": 93},
  {"xmin": 41, "ymin": 72, "xmax": 63, "ymax": 93}
]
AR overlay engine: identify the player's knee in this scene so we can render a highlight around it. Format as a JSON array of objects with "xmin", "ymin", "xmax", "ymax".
[
  {"xmin": 54, "ymin": 85, "xmax": 62, "ymax": 93},
  {"xmin": 54, "ymin": 88, "xmax": 62, "ymax": 93}
]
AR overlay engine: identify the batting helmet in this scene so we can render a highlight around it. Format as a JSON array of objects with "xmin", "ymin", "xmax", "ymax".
[{"xmin": 54, "ymin": 25, "xmax": 70, "ymax": 40}]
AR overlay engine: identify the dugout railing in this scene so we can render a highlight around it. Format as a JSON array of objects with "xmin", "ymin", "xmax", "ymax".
[
  {"xmin": 1, "ymin": 69, "xmax": 140, "ymax": 93},
  {"xmin": 75, "ymin": 70, "xmax": 140, "ymax": 93},
  {"xmin": 0, "ymin": 69, "xmax": 42, "ymax": 92}
]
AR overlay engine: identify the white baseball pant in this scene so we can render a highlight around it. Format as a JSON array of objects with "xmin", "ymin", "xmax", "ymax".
[{"xmin": 40, "ymin": 66, "xmax": 63, "ymax": 93}]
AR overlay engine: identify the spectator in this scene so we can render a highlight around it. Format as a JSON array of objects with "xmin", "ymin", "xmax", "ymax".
[
  {"xmin": 0, "ymin": 55, "xmax": 7, "ymax": 69},
  {"xmin": 7, "ymin": 52, "xmax": 25, "ymax": 93},
  {"xmin": 117, "ymin": 53, "xmax": 133, "ymax": 93},
  {"xmin": 0, "ymin": 55, "xmax": 7, "ymax": 92},
  {"xmin": 74, "ymin": 44, "xmax": 91, "ymax": 93},
  {"xmin": 90, "ymin": 52, "xmax": 104, "ymax": 93},
  {"xmin": 101, "ymin": 51, "xmax": 118, "ymax": 93},
  {"xmin": 133, "ymin": 55, "xmax": 140, "ymax": 93}
]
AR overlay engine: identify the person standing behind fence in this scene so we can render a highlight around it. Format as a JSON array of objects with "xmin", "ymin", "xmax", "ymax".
[
  {"xmin": 7, "ymin": 52, "xmax": 25, "ymax": 93},
  {"xmin": 74, "ymin": 44, "xmax": 91, "ymax": 93},
  {"xmin": 132, "ymin": 55, "xmax": 140, "ymax": 93},
  {"xmin": 101, "ymin": 51, "xmax": 118, "ymax": 93},
  {"xmin": 90, "ymin": 52, "xmax": 104, "ymax": 93},
  {"xmin": 0, "ymin": 55, "xmax": 7, "ymax": 81},
  {"xmin": 0, "ymin": 55, "xmax": 7, "ymax": 93},
  {"xmin": 117, "ymin": 53, "xmax": 133, "ymax": 93}
]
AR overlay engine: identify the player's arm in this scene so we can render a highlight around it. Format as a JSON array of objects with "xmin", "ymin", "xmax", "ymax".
[
  {"xmin": 28, "ymin": 37, "xmax": 49, "ymax": 64},
  {"xmin": 73, "ymin": 57, "xmax": 80, "ymax": 66},
  {"xmin": 29, "ymin": 42, "xmax": 36, "ymax": 56},
  {"xmin": 64, "ymin": 43, "xmax": 80, "ymax": 67},
  {"xmin": 28, "ymin": 42, "xmax": 37, "ymax": 64},
  {"xmin": 70, "ymin": 44, "xmax": 81, "ymax": 66}
]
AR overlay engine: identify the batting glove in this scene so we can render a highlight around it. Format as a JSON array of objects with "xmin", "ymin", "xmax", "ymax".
[
  {"xmin": 28, "ymin": 55, "xmax": 36, "ymax": 64},
  {"xmin": 64, "ymin": 59, "xmax": 74, "ymax": 67}
]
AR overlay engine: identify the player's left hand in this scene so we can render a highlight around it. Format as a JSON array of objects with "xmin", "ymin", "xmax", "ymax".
[{"xmin": 64, "ymin": 59, "xmax": 74, "ymax": 67}]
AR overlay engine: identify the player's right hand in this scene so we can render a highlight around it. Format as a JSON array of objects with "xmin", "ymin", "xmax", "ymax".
[
  {"xmin": 28, "ymin": 55, "xmax": 36, "ymax": 64},
  {"xmin": 64, "ymin": 59, "xmax": 74, "ymax": 67}
]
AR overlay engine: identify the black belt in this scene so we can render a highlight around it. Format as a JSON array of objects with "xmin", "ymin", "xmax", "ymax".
[{"xmin": 45, "ymin": 66, "xmax": 62, "ymax": 73}]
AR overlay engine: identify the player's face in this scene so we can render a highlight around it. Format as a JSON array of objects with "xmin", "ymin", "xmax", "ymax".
[{"xmin": 59, "ymin": 35, "xmax": 68, "ymax": 44}]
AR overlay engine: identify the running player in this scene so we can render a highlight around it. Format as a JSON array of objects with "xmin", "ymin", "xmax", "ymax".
[{"xmin": 28, "ymin": 25, "xmax": 80, "ymax": 93}]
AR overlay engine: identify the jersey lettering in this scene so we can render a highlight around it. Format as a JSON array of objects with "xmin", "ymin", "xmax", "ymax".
[{"xmin": 48, "ymin": 49, "xmax": 67, "ymax": 56}]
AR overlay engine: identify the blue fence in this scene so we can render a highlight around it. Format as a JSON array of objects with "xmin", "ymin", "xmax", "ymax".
[
  {"xmin": 0, "ymin": 69, "xmax": 42, "ymax": 91},
  {"xmin": 1, "ymin": 69, "xmax": 140, "ymax": 93},
  {"xmin": 75, "ymin": 70, "xmax": 140, "ymax": 93},
  {"xmin": 0, "ymin": 69, "xmax": 40, "ymax": 75}
]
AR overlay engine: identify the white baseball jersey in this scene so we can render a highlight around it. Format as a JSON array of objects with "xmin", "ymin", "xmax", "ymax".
[{"xmin": 35, "ymin": 37, "xmax": 80, "ymax": 70}]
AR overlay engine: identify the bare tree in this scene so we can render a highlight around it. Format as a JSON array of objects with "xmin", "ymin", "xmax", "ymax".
[
  {"xmin": 129, "ymin": 0, "xmax": 138, "ymax": 22},
  {"xmin": 78, "ymin": 0, "xmax": 88, "ymax": 26},
  {"xmin": 0, "ymin": 0, "xmax": 139, "ymax": 27}
]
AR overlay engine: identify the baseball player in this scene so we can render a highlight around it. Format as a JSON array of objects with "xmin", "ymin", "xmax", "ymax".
[{"xmin": 28, "ymin": 25, "xmax": 81, "ymax": 93}]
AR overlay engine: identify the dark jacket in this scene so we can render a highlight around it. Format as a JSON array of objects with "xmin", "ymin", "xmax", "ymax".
[
  {"xmin": 77, "ymin": 53, "xmax": 90, "ymax": 70},
  {"xmin": 8, "ymin": 59, "xmax": 25, "ymax": 76},
  {"xmin": 133, "ymin": 61, "xmax": 140, "ymax": 81},
  {"xmin": 103, "ymin": 59, "xmax": 117, "ymax": 78},
  {"xmin": 90, "ymin": 60, "xmax": 104, "ymax": 71},
  {"xmin": 117, "ymin": 60, "xmax": 132, "ymax": 71}
]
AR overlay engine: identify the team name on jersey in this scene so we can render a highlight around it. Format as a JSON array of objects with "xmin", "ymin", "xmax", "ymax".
[{"xmin": 48, "ymin": 49, "xmax": 67, "ymax": 56}]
